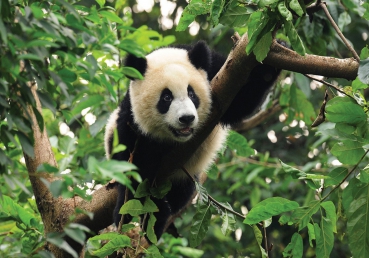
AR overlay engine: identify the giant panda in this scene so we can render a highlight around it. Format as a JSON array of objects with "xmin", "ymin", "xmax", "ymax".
[{"xmin": 105, "ymin": 41, "xmax": 281, "ymax": 239}]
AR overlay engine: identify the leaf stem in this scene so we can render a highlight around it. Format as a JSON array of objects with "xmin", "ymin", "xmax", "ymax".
[
  {"xmin": 181, "ymin": 166, "xmax": 246, "ymax": 220},
  {"xmin": 320, "ymin": 148, "xmax": 369, "ymax": 202}
]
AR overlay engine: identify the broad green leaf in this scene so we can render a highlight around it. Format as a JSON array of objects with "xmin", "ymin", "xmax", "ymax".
[
  {"xmin": 258, "ymin": 0, "xmax": 279, "ymax": 8},
  {"xmin": 227, "ymin": 131, "xmax": 254, "ymax": 157},
  {"xmin": 307, "ymin": 223, "xmax": 316, "ymax": 247},
  {"xmin": 58, "ymin": 68, "xmax": 77, "ymax": 83},
  {"xmin": 324, "ymin": 167, "xmax": 348, "ymax": 187},
  {"xmin": 99, "ymin": 10, "xmax": 123, "ymax": 23},
  {"xmin": 282, "ymin": 233, "xmax": 303, "ymax": 258},
  {"xmin": 280, "ymin": 160, "xmax": 306, "ymax": 179},
  {"xmin": 93, "ymin": 235, "xmax": 131, "ymax": 257},
  {"xmin": 47, "ymin": 232, "xmax": 78, "ymax": 258},
  {"xmin": 142, "ymin": 197, "xmax": 159, "ymax": 213},
  {"xmin": 289, "ymin": 0, "xmax": 304, "ymax": 17},
  {"xmin": 352, "ymin": 78, "xmax": 368, "ymax": 91},
  {"xmin": 119, "ymin": 199, "xmax": 145, "ymax": 216},
  {"xmin": 150, "ymin": 180, "xmax": 172, "ymax": 199},
  {"xmin": 176, "ymin": 0, "xmax": 211, "ymax": 31},
  {"xmin": 244, "ymin": 197, "xmax": 299, "ymax": 224},
  {"xmin": 316, "ymin": 217, "xmax": 334, "ymax": 258},
  {"xmin": 330, "ymin": 140, "xmax": 364, "ymax": 165},
  {"xmin": 172, "ymin": 246, "xmax": 204, "ymax": 258},
  {"xmin": 251, "ymin": 224, "xmax": 268, "ymax": 258},
  {"xmin": 210, "ymin": 0, "xmax": 225, "ymax": 26},
  {"xmin": 253, "ymin": 31, "xmax": 272, "ymax": 62},
  {"xmin": 189, "ymin": 204, "xmax": 212, "ymax": 247},
  {"xmin": 346, "ymin": 180, "xmax": 369, "ymax": 258},
  {"xmin": 146, "ymin": 213, "xmax": 158, "ymax": 244},
  {"xmin": 278, "ymin": 1, "xmax": 292, "ymax": 21},
  {"xmin": 360, "ymin": 165, "xmax": 369, "ymax": 183},
  {"xmin": 325, "ymin": 97, "xmax": 366, "ymax": 125},
  {"xmin": 218, "ymin": 5, "xmax": 252, "ymax": 27},
  {"xmin": 122, "ymin": 67, "xmax": 144, "ymax": 80},
  {"xmin": 195, "ymin": 182, "xmax": 209, "ymax": 206},
  {"xmin": 17, "ymin": 132, "xmax": 34, "ymax": 158},
  {"xmin": 219, "ymin": 202, "xmax": 237, "ymax": 235},
  {"xmin": 71, "ymin": 95, "xmax": 104, "ymax": 117},
  {"xmin": 290, "ymin": 200, "xmax": 320, "ymax": 231},
  {"xmin": 134, "ymin": 179, "xmax": 150, "ymax": 198},
  {"xmin": 145, "ymin": 245, "xmax": 164, "ymax": 258},
  {"xmin": 284, "ymin": 20, "xmax": 305, "ymax": 56},
  {"xmin": 320, "ymin": 202, "xmax": 337, "ymax": 233}
]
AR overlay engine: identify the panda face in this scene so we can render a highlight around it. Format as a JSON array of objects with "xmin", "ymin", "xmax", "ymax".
[{"xmin": 129, "ymin": 48, "xmax": 212, "ymax": 142}]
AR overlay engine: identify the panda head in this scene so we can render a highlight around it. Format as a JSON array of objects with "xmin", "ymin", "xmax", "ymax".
[{"xmin": 126, "ymin": 41, "xmax": 212, "ymax": 143}]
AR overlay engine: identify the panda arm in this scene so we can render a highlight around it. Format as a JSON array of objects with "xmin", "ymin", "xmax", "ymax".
[{"xmin": 208, "ymin": 51, "xmax": 281, "ymax": 126}]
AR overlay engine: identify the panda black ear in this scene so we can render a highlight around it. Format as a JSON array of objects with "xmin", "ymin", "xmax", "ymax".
[
  {"xmin": 124, "ymin": 54, "xmax": 147, "ymax": 80},
  {"xmin": 188, "ymin": 41, "xmax": 211, "ymax": 73}
]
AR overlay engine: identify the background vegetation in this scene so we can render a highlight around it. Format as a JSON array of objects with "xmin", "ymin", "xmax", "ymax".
[{"xmin": 0, "ymin": 0, "xmax": 368, "ymax": 257}]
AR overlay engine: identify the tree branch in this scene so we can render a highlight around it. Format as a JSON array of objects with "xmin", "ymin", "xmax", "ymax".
[{"xmin": 264, "ymin": 41, "xmax": 359, "ymax": 80}]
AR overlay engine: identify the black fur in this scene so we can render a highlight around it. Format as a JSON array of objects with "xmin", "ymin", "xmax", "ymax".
[
  {"xmin": 124, "ymin": 54, "xmax": 147, "ymax": 80},
  {"xmin": 110, "ymin": 41, "xmax": 281, "ymax": 240}
]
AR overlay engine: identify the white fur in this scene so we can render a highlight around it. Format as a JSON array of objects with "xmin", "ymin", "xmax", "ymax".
[{"xmin": 104, "ymin": 107, "xmax": 120, "ymax": 159}]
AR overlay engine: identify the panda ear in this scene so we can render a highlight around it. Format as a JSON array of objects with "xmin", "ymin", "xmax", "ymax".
[
  {"xmin": 124, "ymin": 54, "xmax": 147, "ymax": 80},
  {"xmin": 188, "ymin": 41, "xmax": 211, "ymax": 72}
]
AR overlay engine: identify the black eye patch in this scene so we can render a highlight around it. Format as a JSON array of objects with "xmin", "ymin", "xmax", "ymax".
[
  {"xmin": 188, "ymin": 85, "xmax": 200, "ymax": 109},
  {"xmin": 157, "ymin": 88, "xmax": 173, "ymax": 114}
]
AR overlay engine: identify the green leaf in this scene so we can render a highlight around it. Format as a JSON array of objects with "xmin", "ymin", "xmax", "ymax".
[
  {"xmin": 146, "ymin": 213, "xmax": 158, "ymax": 244},
  {"xmin": 142, "ymin": 197, "xmax": 159, "ymax": 213},
  {"xmin": 145, "ymin": 245, "xmax": 164, "ymax": 258},
  {"xmin": 244, "ymin": 197, "xmax": 299, "ymax": 224},
  {"xmin": 93, "ymin": 235, "xmax": 131, "ymax": 257},
  {"xmin": 176, "ymin": 0, "xmax": 211, "ymax": 31},
  {"xmin": 251, "ymin": 224, "xmax": 268, "ymax": 257},
  {"xmin": 122, "ymin": 67, "xmax": 144, "ymax": 80},
  {"xmin": 307, "ymin": 223, "xmax": 316, "ymax": 247},
  {"xmin": 316, "ymin": 217, "xmax": 334, "ymax": 258},
  {"xmin": 280, "ymin": 160, "xmax": 306, "ymax": 179},
  {"xmin": 289, "ymin": 0, "xmax": 304, "ymax": 17},
  {"xmin": 96, "ymin": 0, "xmax": 106, "ymax": 8},
  {"xmin": 218, "ymin": 5, "xmax": 252, "ymax": 27},
  {"xmin": 352, "ymin": 78, "xmax": 368, "ymax": 91},
  {"xmin": 71, "ymin": 95, "xmax": 104, "ymax": 117},
  {"xmin": 345, "ymin": 180, "xmax": 369, "ymax": 257},
  {"xmin": 282, "ymin": 233, "xmax": 303, "ymax": 258},
  {"xmin": 324, "ymin": 167, "xmax": 348, "ymax": 187},
  {"xmin": 150, "ymin": 180, "xmax": 172, "ymax": 199},
  {"xmin": 134, "ymin": 179, "xmax": 150, "ymax": 198},
  {"xmin": 330, "ymin": 140, "xmax": 365, "ymax": 165},
  {"xmin": 320, "ymin": 201, "xmax": 337, "ymax": 233},
  {"xmin": 210, "ymin": 0, "xmax": 225, "ymax": 26},
  {"xmin": 189, "ymin": 203, "xmax": 212, "ymax": 247},
  {"xmin": 219, "ymin": 202, "xmax": 237, "ymax": 235},
  {"xmin": 226, "ymin": 131, "xmax": 254, "ymax": 157},
  {"xmin": 358, "ymin": 59, "xmax": 369, "ymax": 84},
  {"xmin": 253, "ymin": 31, "xmax": 272, "ymax": 62},
  {"xmin": 17, "ymin": 132, "xmax": 34, "ymax": 158},
  {"xmin": 360, "ymin": 165, "xmax": 369, "ymax": 183},
  {"xmin": 290, "ymin": 200, "xmax": 320, "ymax": 231},
  {"xmin": 119, "ymin": 199, "xmax": 146, "ymax": 216},
  {"xmin": 278, "ymin": 1, "xmax": 292, "ymax": 21},
  {"xmin": 325, "ymin": 97, "xmax": 366, "ymax": 125},
  {"xmin": 284, "ymin": 20, "xmax": 305, "ymax": 56},
  {"xmin": 99, "ymin": 10, "xmax": 123, "ymax": 23}
]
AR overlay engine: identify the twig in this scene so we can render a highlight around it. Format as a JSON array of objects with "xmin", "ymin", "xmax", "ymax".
[
  {"xmin": 320, "ymin": 2, "xmax": 360, "ymax": 62},
  {"xmin": 303, "ymin": 74, "xmax": 355, "ymax": 100},
  {"xmin": 263, "ymin": 223, "xmax": 269, "ymax": 257},
  {"xmin": 181, "ymin": 166, "xmax": 246, "ymax": 219},
  {"xmin": 321, "ymin": 149, "xmax": 369, "ymax": 202}
]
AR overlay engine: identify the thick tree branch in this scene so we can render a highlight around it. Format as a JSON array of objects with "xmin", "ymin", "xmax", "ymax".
[{"xmin": 265, "ymin": 41, "xmax": 359, "ymax": 80}]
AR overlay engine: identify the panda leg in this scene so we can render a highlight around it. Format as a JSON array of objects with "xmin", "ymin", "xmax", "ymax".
[{"xmin": 165, "ymin": 178, "xmax": 196, "ymax": 215}]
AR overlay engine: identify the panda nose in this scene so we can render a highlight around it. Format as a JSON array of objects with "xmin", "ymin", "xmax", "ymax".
[{"xmin": 179, "ymin": 115, "xmax": 195, "ymax": 125}]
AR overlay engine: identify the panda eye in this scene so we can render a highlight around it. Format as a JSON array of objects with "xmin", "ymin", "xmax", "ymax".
[
  {"xmin": 163, "ymin": 94, "xmax": 172, "ymax": 102},
  {"xmin": 188, "ymin": 90, "xmax": 194, "ymax": 99}
]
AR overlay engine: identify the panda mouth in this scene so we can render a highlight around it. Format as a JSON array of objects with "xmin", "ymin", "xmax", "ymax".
[{"xmin": 170, "ymin": 127, "xmax": 194, "ymax": 137}]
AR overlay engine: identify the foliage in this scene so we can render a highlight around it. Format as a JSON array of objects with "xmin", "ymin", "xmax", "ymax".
[{"xmin": 1, "ymin": 0, "xmax": 369, "ymax": 257}]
